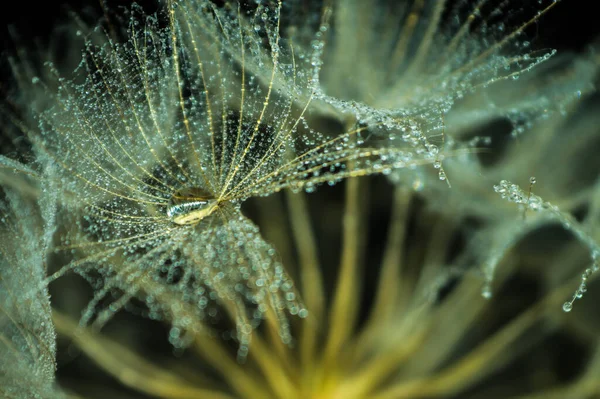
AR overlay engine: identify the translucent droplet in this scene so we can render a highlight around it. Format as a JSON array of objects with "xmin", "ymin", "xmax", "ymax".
[
  {"xmin": 412, "ymin": 178, "xmax": 424, "ymax": 191},
  {"xmin": 562, "ymin": 302, "xmax": 573, "ymax": 312},
  {"xmin": 481, "ymin": 285, "xmax": 492, "ymax": 299}
]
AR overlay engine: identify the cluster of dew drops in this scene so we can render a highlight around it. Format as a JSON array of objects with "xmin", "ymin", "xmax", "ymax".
[
  {"xmin": 562, "ymin": 255, "xmax": 599, "ymax": 313},
  {"xmin": 493, "ymin": 177, "xmax": 600, "ymax": 313}
]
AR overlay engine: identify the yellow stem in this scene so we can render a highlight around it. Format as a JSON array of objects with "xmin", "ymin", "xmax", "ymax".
[
  {"xmin": 53, "ymin": 310, "xmax": 233, "ymax": 399},
  {"xmin": 372, "ymin": 274, "xmax": 586, "ymax": 399},
  {"xmin": 323, "ymin": 173, "xmax": 367, "ymax": 365},
  {"xmin": 368, "ymin": 186, "xmax": 411, "ymax": 326},
  {"xmin": 287, "ymin": 190, "xmax": 324, "ymax": 374}
]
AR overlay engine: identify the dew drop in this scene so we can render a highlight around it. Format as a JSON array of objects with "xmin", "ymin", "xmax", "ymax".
[
  {"xmin": 481, "ymin": 285, "xmax": 492, "ymax": 299},
  {"xmin": 412, "ymin": 178, "xmax": 424, "ymax": 191}
]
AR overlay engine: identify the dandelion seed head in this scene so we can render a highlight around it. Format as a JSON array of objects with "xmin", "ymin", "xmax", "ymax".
[
  {"xmin": 2, "ymin": 0, "xmax": 599, "ymax": 397},
  {"xmin": 3, "ymin": 0, "xmax": 438, "ymax": 357}
]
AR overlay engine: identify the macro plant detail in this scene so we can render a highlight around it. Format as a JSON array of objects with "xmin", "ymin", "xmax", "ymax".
[
  {"xmin": 7, "ymin": 0, "xmax": 431, "ymax": 357},
  {"xmin": 1, "ymin": 0, "xmax": 599, "ymax": 398},
  {"xmin": 215, "ymin": 0, "xmax": 591, "ymax": 188},
  {"xmin": 494, "ymin": 178, "xmax": 600, "ymax": 312},
  {"xmin": 0, "ymin": 181, "xmax": 66, "ymax": 399}
]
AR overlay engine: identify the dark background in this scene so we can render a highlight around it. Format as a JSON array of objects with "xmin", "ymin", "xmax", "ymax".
[{"xmin": 2, "ymin": 0, "xmax": 600, "ymax": 58}]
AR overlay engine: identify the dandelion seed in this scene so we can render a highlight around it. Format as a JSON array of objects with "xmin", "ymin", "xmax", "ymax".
[
  {"xmin": 4, "ymin": 0, "xmax": 436, "ymax": 359},
  {"xmin": 249, "ymin": 0, "xmax": 594, "ymax": 191}
]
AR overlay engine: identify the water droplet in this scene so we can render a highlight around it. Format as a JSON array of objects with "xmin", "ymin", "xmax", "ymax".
[
  {"xmin": 482, "ymin": 285, "xmax": 492, "ymax": 299},
  {"xmin": 412, "ymin": 178, "xmax": 424, "ymax": 191},
  {"xmin": 562, "ymin": 302, "xmax": 573, "ymax": 312}
]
